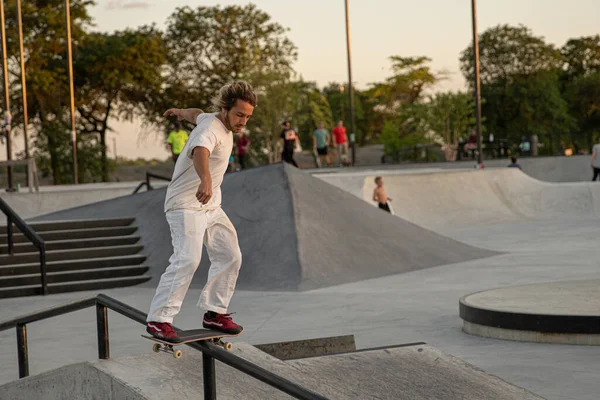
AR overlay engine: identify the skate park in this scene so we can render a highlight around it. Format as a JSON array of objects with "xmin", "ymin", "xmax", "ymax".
[{"xmin": 1, "ymin": 156, "xmax": 599, "ymax": 399}]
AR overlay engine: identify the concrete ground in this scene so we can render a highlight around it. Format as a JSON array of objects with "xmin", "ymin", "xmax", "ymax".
[
  {"xmin": 1, "ymin": 165, "xmax": 599, "ymax": 399},
  {"xmin": 0, "ymin": 218, "xmax": 598, "ymax": 399}
]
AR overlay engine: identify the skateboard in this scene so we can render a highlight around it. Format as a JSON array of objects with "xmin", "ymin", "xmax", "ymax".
[
  {"xmin": 387, "ymin": 201, "xmax": 395, "ymax": 216},
  {"xmin": 312, "ymin": 149, "xmax": 322, "ymax": 168},
  {"xmin": 142, "ymin": 328, "xmax": 242, "ymax": 359}
]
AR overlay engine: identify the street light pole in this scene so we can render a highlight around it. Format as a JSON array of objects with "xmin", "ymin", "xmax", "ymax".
[
  {"xmin": 17, "ymin": 0, "xmax": 29, "ymax": 159},
  {"xmin": 0, "ymin": 0, "xmax": 12, "ymax": 189},
  {"xmin": 344, "ymin": 0, "xmax": 356, "ymax": 166},
  {"xmin": 471, "ymin": 0, "xmax": 483, "ymax": 166},
  {"xmin": 65, "ymin": 0, "xmax": 78, "ymax": 184}
]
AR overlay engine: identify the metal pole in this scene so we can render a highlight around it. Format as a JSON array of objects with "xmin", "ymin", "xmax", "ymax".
[
  {"xmin": 17, "ymin": 0, "xmax": 28, "ymax": 159},
  {"xmin": 39, "ymin": 243, "xmax": 47, "ymax": 295},
  {"xmin": 0, "ymin": 0, "xmax": 12, "ymax": 189},
  {"xmin": 344, "ymin": 0, "xmax": 356, "ymax": 166},
  {"xmin": 65, "ymin": 0, "xmax": 78, "ymax": 184},
  {"xmin": 471, "ymin": 0, "xmax": 483, "ymax": 166},
  {"xmin": 6, "ymin": 214, "xmax": 12, "ymax": 255},
  {"xmin": 96, "ymin": 304, "xmax": 110, "ymax": 359},
  {"xmin": 203, "ymin": 353, "xmax": 217, "ymax": 400},
  {"xmin": 16, "ymin": 323, "xmax": 29, "ymax": 378}
]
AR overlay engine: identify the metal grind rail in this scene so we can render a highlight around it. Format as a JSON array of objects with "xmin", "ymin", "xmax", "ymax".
[
  {"xmin": 0, "ymin": 197, "xmax": 47, "ymax": 295},
  {"xmin": 0, "ymin": 293, "xmax": 328, "ymax": 400}
]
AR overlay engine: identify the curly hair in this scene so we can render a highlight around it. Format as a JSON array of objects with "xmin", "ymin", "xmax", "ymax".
[{"xmin": 211, "ymin": 81, "xmax": 257, "ymax": 112}]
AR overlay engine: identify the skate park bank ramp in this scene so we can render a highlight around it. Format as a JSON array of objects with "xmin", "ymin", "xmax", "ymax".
[
  {"xmin": 33, "ymin": 163, "xmax": 497, "ymax": 291},
  {"xmin": 317, "ymin": 168, "xmax": 600, "ymax": 231},
  {"xmin": 0, "ymin": 342, "xmax": 542, "ymax": 400}
]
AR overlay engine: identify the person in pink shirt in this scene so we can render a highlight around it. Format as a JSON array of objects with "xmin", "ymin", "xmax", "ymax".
[{"xmin": 332, "ymin": 120, "xmax": 350, "ymax": 166}]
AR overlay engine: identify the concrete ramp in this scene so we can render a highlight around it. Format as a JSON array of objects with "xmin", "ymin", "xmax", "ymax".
[
  {"xmin": 318, "ymin": 168, "xmax": 600, "ymax": 231},
  {"xmin": 1, "ymin": 343, "xmax": 543, "ymax": 399},
  {"xmin": 0, "ymin": 362, "xmax": 144, "ymax": 400},
  {"xmin": 34, "ymin": 164, "xmax": 497, "ymax": 291}
]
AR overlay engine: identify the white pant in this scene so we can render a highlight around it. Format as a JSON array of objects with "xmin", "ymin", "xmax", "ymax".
[{"xmin": 147, "ymin": 207, "xmax": 242, "ymax": 323}]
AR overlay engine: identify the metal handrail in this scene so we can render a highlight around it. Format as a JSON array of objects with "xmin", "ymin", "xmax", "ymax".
[
  {"xmin": 0, "ymin": 197, "xmax": 47, "ymax": 295},
  {"xmin": 0, "ymin": 293, "xmax": 328, "ymax": 400},
  {"xmin": 132, "ymin": 172, "xmax": 171, "ymax": 194}
]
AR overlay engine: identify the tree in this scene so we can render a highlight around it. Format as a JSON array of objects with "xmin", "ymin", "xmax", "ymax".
[
  {"xmin": 460, "ymin": 25, "xmax": 571, "ymax": 144},
  {"xmin": 561, "ymin": 35, "xmax": 600, "ymax": 79},
  {"xmin": 370, "ymin": 56, "xmax": 440, "ymax": 108},
  {"xmin": 460, "ymin": 24, "xmax": 562, "ymax": 86},
  {"xmin": 561, "ymin": 36, "xmax": 600, "ymax": 150},
  {"xmin": 74, "ymin": 26, "xmax": 166, "ymax": 181},
  {"xmin": 427, "ymin": 92, "xmax": 476, "ymax": 147},
  {"xmin": 161, "ymin": 4, "xmax": 297, "ymax": 111},
  {"xmin": 2, "ymin": 0, "xmax": 95, "ymax": 184}
]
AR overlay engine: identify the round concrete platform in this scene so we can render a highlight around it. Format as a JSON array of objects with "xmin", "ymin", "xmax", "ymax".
[{"xmin": 459, "ymin": 279, "xmax": 600, "ymax": 345}]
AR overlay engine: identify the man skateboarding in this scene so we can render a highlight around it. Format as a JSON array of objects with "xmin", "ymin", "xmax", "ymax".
[{"xmin": 145, "ymin": 81, "xmax": 257, "ymax": 342}]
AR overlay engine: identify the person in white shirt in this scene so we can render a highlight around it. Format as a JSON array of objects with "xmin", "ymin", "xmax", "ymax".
[{"xmin": 146, "ymin": 81, "xmax": 257, "ymax": 341}]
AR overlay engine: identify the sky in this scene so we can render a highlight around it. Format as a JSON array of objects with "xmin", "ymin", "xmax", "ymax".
[{"xmin": 3, "ymin": 0, "xmax": 600, "ymax": 161}]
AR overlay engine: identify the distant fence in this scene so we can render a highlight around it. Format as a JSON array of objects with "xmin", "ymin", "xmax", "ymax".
[{"xmin": 381, "ymin": 132, "xmax": 598, "ymax": 164}]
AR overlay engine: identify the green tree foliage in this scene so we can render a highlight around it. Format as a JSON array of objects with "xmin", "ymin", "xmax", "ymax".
[
  {"xmin": 427, "ymin": 92, "xmax": 476, "ymax": 147},
  {"xmin": 75, "ymin": 26, "xmax": 166, "ymax": 181},
  {"xmin": 33, "ymin": 120, "xmax": 107, "ymax": 184},
  {"xmin": 374, "ymin": 57, "xmax": 442, "ymax": 156},
  {"xmin": 161, "ymin": 4, "xmax": 297, "ymax": 111},
  {"xmin": 2, "ymin": 0, "xmax": 94, "ymax": 183},
  {"xmin": 561, "ymin": 35, "xmax": 600, "ymax": 79},
  {"xmin": 560, "ymin": 36, "xmax": 600, "ymax": 150},
  {"xmin": 460, "ymin": 24, "xmax": 571, "ymax": 143},
  {"xmin": 460, "ymin": 24, "xmax": 562, "ymax": 85}
]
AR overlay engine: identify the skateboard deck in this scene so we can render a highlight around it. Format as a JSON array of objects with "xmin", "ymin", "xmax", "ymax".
[
  {"xmin": 312, "ymin": 149, "xmax": 322, "ymax": 168},
  {"xmin": 387, "ymin": 201, "xmax": 395, "ymax": 216},
  {"xmin": 142, "ymin": 328, "xmax": 242, "ymax": 358}
]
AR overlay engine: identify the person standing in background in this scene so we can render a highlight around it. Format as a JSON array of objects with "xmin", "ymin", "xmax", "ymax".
[
  {"xmin": 167, "ymin": 120, "xmax": 189, "ymax": 162},
  {"xmin": 236, "ymin": 131, "xmax": 250, "ymax": 170},
  {"xmin": 280, "ymin": 121, "xmax": 299, "ymax": 167},
  {"xmin": 313, "ymin": 122, "xmax": 331, "ymax": 167},
  {"xmin": 332, "ymin": 120, "xmax": 350, "ymax": 166}
]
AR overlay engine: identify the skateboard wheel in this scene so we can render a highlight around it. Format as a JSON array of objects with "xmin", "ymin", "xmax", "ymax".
[
  {"xmin": 173, "ymin": 350, "xmax": 183, "ymax": 359},
  {"xmin": 223, "ymin": 342, "xmax": 233, "ymax": 351},
  {"xmin": 152, "ymin": 343, "xmax": 161, "ymax": 353}
]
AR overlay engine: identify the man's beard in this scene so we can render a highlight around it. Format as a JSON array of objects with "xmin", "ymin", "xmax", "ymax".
[{"xmin": 224, "ymin": 110, "xmax": 243, "ymax": 132}]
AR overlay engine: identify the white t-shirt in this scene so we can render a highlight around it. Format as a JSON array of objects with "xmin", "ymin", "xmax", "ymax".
[
  {"xmin": 164, "ymin": 113, "xmax": 233, "ymax": 212},
  {"xmin": 593, "ymin": 144, "xmax": 600, "ymax": 168}
]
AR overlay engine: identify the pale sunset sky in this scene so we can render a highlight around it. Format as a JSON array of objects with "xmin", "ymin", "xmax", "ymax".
[{"xmin": 3, "ymin": 0, "xmax": 599, "ymax": 160}]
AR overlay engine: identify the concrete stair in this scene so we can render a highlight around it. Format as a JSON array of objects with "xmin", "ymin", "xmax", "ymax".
[{"xmin": 0, "ymin": 218, "xmax": 150, "ymax": 298}]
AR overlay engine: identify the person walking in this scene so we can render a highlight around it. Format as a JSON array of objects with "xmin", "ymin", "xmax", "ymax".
[
  {"xmin": 167, "ymin": 120, "xmax": 189, "ymax": 162},
  {"xmin": 332, "ymin": 120, "xmax": 350, "ymax": 166},
  {"xmin": 280, "ymin": 121, "xmax": 299, "ymax": 167},
  {"xmin": 236, "ymin": 131, "xmax": 250, "ymax": 170},
  {"xmin": 313, "ymin": 122, "xmax": 331, "ymax": 167},
  {"xmin": 145, "ymin": 81, "xmax": 257, "ymax": 341}
]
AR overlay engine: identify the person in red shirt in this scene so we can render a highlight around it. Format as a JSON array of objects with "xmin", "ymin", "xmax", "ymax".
[
  {"xmin": 236, "ymin": 131, "xmax": 250, "ymax": 169},
  {"xmin": 332, "ymin": 120, "xmax": 350, "ymax": 166}
]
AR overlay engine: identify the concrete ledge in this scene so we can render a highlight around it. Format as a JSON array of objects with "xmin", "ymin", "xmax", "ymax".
[
  {"xmin": 460, "ymin": 280, "xmax": 600, "ymax": 345},
  {"xmin": 463, "ymin": 321, "xmax": 600, "ymax": 346},
  {"xmin": 255, "ymin": 335, "xmax": 356, "ymax": 360}
]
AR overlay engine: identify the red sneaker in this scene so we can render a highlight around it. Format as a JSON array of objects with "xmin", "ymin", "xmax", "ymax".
[
  {"xmin": 203, "ymin": 313, "xmax": 243, "ymax": 334},
  {"xmin": 146, "ymin": 321, "xmax": 179, "ymax": 342}
]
